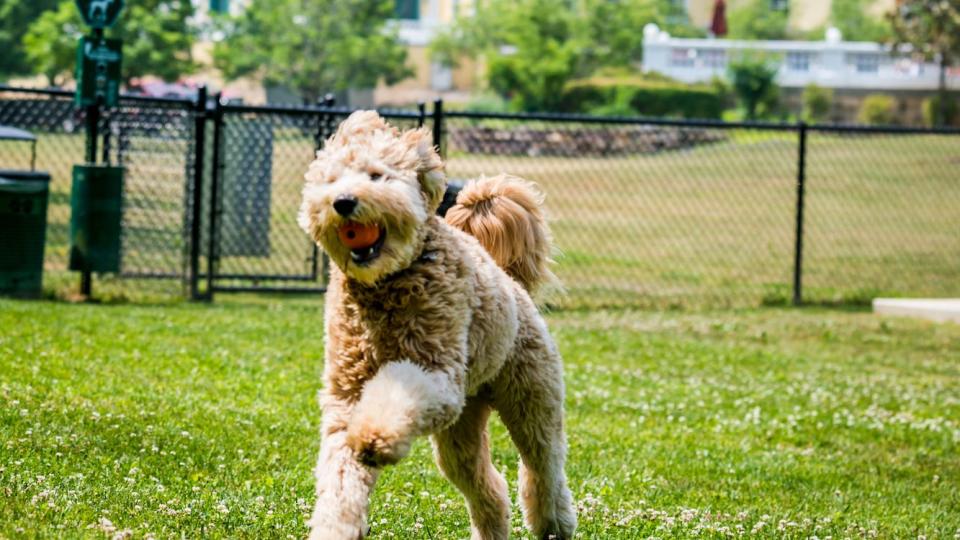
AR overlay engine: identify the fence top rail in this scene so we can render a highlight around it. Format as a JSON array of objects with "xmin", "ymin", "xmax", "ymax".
[
  {"xmin": 0, "ymin": 85, "xmax": 73, "ymax": 98},
  {"xmin": 0, "ymin": 84, "xmax": 194, "ymax": 107},
  {"xmin": 807, "ymin": 123, "xmax": 960, "ymax": 135},
  {"xmin": 220, "ymin": 102, "xmax": 422, "ymax": 120},
  {"xmin": 2, "ymin": 85, "xmax": 959, "ymax": 135},
  {"xmin": 119, "ymin": 94, "xmax": 194, "ymax": 107},
  {"xmin": 443, "ymin": 109, "xmax": 801, "ymax": 131},
  {"xmin": 445, "ymin": 110, "xmax": 960, "ymax": 135}
]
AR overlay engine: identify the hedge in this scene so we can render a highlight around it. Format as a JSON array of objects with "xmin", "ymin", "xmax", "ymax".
[{"xmin": 560, "ymin": 76, "xmax": 724, "ymax": 119}]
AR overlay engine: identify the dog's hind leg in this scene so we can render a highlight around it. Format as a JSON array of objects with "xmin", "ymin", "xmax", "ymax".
[
  {"xmin": 432, "ymin": 397, "xmax": 511, "ymax": 540},
  {"xmin": 493, "ymin": 334, "xmax": 576, "ymax": 540}
]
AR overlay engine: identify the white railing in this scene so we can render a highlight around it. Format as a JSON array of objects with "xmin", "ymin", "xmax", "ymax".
[{"xmin": 641, "ymin": 24, "xmax": 960, "ymax": 91}]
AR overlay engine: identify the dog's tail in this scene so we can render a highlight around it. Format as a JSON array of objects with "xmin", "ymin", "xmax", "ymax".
[{"xmin": 445, "ymin": 174, "xmax": 557, "ymax": 294}]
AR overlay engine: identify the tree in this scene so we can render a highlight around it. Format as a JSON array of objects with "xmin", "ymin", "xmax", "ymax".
[
  {"xmin": 213, "ymin": 0, "xmax": 410, "ymax": 104},
  {"xmin": 0, "ymin": 0, "xmax": 61, "ymax": 81},
  {"xmin": 827, "ymin": 0, "xmax": 892, "ymax": 42},
  {"xmin": 430, "ymin": 0, "xmax": 581, "ymax": 112},
  {"xmin": 22, "ymin": 0, "xmax": 197, "ymax": 87},
  {"xmin": 728, "ymin": 0, "xmax": 790, "ymax": 40},
  {"xmin": 889, "ymin": 0, "xmax": 960, "ymax": 126},
  {"xmin": 22, "ymin": 2, "xmax": 80, "ymax": 86},
  {"xmin": 728, "ymin": 55, "xmax": 780, "ymax": 120},
  {"xmin": 579, "ymin": 0, "xmax": 704, "ymax": 68},
  {"xmin": 431, "ymin": 0, "xmax": 701, "ymax": 112}
]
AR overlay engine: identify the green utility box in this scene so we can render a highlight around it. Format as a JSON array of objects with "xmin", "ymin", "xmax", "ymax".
[
  {"xmin": 0, "ymin": 170, "xmax": 51, "ymax": 298},
  {"xmin": 69, "ymin": 165, "xmax": 124, "ymax": 273}
]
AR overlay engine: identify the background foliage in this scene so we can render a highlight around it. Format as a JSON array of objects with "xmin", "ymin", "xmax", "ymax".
[
  {"xmin": 213, "ymin": 0, "xmax": 411, "ymax": 103},
  {"xmin": 561, "ymin": 70, "xmax": 723, "ymax": 119},
  {"xmin": 431, "ymin": 0, "xmax": 704, "ymax": 112},
  {"xmin": 728, "ymin": 55, "xmax": 781, "ymax": 120},
  {"xmin": 888, "ymin": 0, "xmax": 960, "ymax": 126},
  {"xmin": 21, "ymin": 0, "xmax": 197, "ymax": 86},
  {"xmin": 727, "ymin": 0, "xmax": 790, "ymax": 40},
  {"xmin": 0, "ymin": 0, "xmax": 61, "ymax": 81}
]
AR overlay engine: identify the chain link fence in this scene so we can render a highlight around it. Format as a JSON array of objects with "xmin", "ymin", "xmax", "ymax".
[
  {"xmin": 0, "ymin": 87, "xmax": 194, "ymax": 298},
  {"xmin": 206, "ymin": 104, "xmax": 424, "ymax": 294},
  {"xmin": 443, "ymin": 115, "xmax": 800, "ymax": 308},
  {"xmin": 803, "ymin": 128, "xmax": 960, "ymax": 305},
  {"xmin": 1, "ymin": 86, "xmax": 957, "ymax": 308}
]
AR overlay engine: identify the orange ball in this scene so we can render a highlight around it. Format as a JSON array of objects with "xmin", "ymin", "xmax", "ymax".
[{"xmin": 338, "ymin": 222, "xmax": 381, "ymax": 250}]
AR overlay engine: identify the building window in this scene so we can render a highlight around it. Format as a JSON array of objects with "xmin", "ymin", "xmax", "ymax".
[
  {"xmin": 395, "ymin": 0, "xmax": 419, "ymax": 20},
  {"xmin": 671, "ymin": 48, "xmax": 695, "ymax": 68},
  {"xmin": 770, "ymin": 0, "xmax": 789, "ymax": 11},
  {"xmin": 850, "ymin": 53, "xmax": 879, "ymax": 73},
  {"xmin": 786, "ymin": 52, "xmax": 811, "ymax": 72},
  {"xmin": 701, "ymin": 49, "xmax": 726, "ymax": 69}
]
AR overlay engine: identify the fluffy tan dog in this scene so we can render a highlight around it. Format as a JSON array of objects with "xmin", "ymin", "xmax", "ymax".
[{"xmin": 298, "ymin": 111, "xmax": 576, "ymax": 540}]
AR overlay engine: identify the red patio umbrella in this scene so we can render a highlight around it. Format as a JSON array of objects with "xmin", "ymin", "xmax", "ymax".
[{"xmin": 710, "ymin": 0, "xmax": 728, "ymax": 37}]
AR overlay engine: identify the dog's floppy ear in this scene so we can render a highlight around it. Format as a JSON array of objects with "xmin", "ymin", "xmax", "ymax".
[{"xmin": 402, "ymin": 127, "xmax": 446, "ymax": 214}]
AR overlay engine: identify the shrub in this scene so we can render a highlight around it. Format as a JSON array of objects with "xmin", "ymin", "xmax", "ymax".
[
  {"xmin": 922, "ymin": 94, "xmax": 960, "ymax": 127},
  {"xmin": 803, "ymin": 84, "xmax": 833, "ymax": 123},
  {"xmin": 858, "ymin": 94, "xmax": 897, "ymax": 125},
  {"xmin": 560, "ymin": 75, "xmax": 723, "ymax": 119},
  {"xmin": 709, "ymin": 76, "xmax": 736, "ymax": 110},
  {"xmin": 462, "ymin": 93, "xmax": 512, "ymax": 114},
  {"xmin": 728, "ymin": 55, "xmax": 780, "ymax": 120}
]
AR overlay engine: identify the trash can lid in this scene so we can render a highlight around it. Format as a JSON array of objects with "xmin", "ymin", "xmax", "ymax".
[
  {"xmin": 0, "ymin": 126, "xmax": 37, "ymax": 142},
  {"xmin": 0, "ymin": 169, "xmax": 51, "ymax": 182},
  {"xmin": 0, "ymin": 171, "xmax": 50, "ymax": 193}
]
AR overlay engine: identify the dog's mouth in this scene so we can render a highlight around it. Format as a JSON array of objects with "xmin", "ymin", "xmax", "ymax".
[{"xmin": 345, "ymin": 226, "xmax": 386, "ymax": 265}]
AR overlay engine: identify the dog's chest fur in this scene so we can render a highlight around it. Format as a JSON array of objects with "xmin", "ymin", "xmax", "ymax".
[{"xmin": 323, "ymin": 219, "xmax": 520, "ymax": 403}]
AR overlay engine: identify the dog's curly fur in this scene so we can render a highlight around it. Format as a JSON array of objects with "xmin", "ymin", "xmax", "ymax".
[{"xmin": 298, "ymin": 111, "xmax": 576, "ymax": 540}]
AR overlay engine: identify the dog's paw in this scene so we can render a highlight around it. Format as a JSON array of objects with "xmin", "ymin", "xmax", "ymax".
[
  {"xmin": 307, "ymin": 523, "xmax": 369, "ymax": 540},
  {"xmin": 346, "ymin": 417, "xmax": 412, "ymax": 468}
]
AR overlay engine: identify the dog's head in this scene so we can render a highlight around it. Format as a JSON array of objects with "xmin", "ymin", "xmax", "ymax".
[{"xmin": 298, "ymin": 111, "xmax": 446, "ymax": 285}]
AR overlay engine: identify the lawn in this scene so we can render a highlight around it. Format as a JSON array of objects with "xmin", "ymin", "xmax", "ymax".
[{"xmin": 2, "ymin": 297, "xmax": 958, "ymax": 538}]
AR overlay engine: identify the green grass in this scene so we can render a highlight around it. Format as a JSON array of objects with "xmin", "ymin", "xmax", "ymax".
[{"xmin": 2, "ymin": 297, "xmax": 958, "ymax": 538}]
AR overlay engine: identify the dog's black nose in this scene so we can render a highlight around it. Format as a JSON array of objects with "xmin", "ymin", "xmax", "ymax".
[{"xmin": 333, "ymin": 195, "xmax": 358, "ymax": 216}]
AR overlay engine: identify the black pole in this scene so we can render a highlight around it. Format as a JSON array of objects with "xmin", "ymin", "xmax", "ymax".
[
  {"xmin": 206, "ymin": 92, "xmax": 224, "ymax": 301},
  {"xmin": 79, "ymin": 27, "xmax": 106, "ymax": 298},
  {"xmin": 189, "ymin": 85, "xmax": 208, "ymax": 301},
  {"xmin": 417, "ymin": 101, "xmax": 426, "ymax": 128},
  {"xmin": 432, "ymin": 98, "xmax": 444, "ymax": 156},
  {"xmin": 81, "ymin": 102, "xmax": 100, "ymax": 297},
  {"xmin": 792, "ymin": 122, "xmax": 808, "ymax": 306}
]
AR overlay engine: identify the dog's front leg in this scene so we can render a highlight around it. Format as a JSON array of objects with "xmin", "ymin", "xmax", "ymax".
[
  {"xmin": 347, "ymin": 360, "xmax": 465, "ymax": 468},
  {"xmin": 309, "ymin": 397, "xmax": 379, "ymax": 540}
]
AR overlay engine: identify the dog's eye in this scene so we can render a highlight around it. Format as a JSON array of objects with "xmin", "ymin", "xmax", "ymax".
[{"xmin": 370, "ymin": 173, "xmax": 383, "ymax": 181}]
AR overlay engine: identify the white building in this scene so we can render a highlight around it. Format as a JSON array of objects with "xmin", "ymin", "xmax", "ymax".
[{"xmin": 642, "ymin": 24, "xmax": 960, "ymax": 92}]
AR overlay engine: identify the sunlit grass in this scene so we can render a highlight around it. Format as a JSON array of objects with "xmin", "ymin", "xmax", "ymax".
[{"xmin": 2, "ymin": 297, "xmax": 958, "ymax": 537}]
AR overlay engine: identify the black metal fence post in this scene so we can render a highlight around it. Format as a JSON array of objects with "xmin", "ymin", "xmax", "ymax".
[
  {"xmin": 432, "ymin": 98, "xmax": 444, "ymax": 156},
  {"xmin": 792, "ymin": 122, "xmax": 808, "ymax": 306},
  {"xmin": 206, "ymin": 92, "xmax": 224, "ymax": 301},
  {"xmin": 189, "ymin": 85, "xmax": 208, "ymax": 301},
  {"xmin": 417, "ymin": 101, "xmax": 426, "ymax": 128}
]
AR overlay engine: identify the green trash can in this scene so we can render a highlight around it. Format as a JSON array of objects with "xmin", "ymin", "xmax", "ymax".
[
  {"xmin": 69, "ymin": 165, "xmax": 124, "ymax": 273},
  {"xmin": 0, "ymin": 170, "xmax": 51, "ymax": 298}
]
